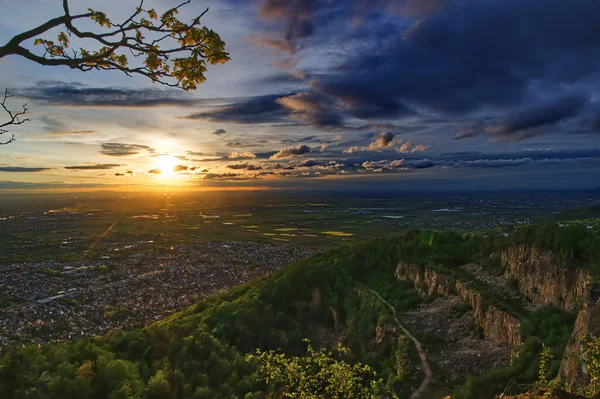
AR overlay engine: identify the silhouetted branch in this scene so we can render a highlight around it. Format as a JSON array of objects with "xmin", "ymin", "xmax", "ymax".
[{"xmin": 0, "ymin": 89, "xmax": 30, "ymax": 145}]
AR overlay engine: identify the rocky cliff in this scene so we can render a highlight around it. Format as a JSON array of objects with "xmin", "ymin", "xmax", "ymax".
[
  {"xmin": 500, "ymin": 244, "xmax": 599, "ymax": 388},
  {"xmin": 500, "ymin": 244, "xmax": 590, "ymax": 312},
  {"xmin": 558, "ymin": 298, "xmax": 600, "ymax": 387},
  {"xmin": 395, "ymin": 263, "xmax": 522, "ymax": 354}
]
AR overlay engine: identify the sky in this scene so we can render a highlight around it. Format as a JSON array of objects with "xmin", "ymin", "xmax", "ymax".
[{"xmin": 0, "ymin": 0, "xmax": 599, "ymax": 192}]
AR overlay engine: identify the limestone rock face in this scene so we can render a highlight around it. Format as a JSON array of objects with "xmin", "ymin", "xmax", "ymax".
[
  {"xmin": 558, "ymin": 299, "xmax": 600, "ymax": 387},
  {"xmin": 501, "ymin": 244, "xmax": 590, "ymax": 312},
  {"xmin": 395, "ymin": 263, "xmax": 522, "ymax": 355},
  {"xmin": 499, "ymin": 244, "xmax": 600, "ymax": 388}
]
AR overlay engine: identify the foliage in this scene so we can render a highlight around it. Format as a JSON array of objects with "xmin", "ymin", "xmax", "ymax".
[
  {"xmin": 0, "ymin": 0, "xmax": 230, "ymax": 143},
  {"xmin": 581, "ymin": 334, "xmax": 600, "ymax": 397},
  {"xmin": 247, "ymin": 340, "xmax": 395, "ymax": 398},
  {"xmin": 0, "ymin": 0, "xmax": 229, "ymax": 90},
  {"xmin": 537, "ymin": 344, "xmax": 553, "ymax": 387}
]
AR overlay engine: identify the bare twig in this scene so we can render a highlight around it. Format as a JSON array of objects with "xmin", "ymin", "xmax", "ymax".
[{"xmin": 0, "ymin": 89, "xmax": 30, "ymax": 145}]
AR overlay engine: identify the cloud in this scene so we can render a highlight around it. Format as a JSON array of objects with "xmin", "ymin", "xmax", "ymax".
[
  {"xmin": 100, "ymin": 143, "xmax": 154, "ymax": 157},
  {"xmin": 312, "ymin": 82, "xmax": 415, "ymax": 120},
  {"xmin": 185, "ymin": 95, "xmax": 291, "ymax": 124},
  {"xmin": 591, "ymin": 112, "xmax": 600, "ymax": 132},
  {"xmin": 0, "ymin": 166, "xmax": 51, "ymax": 172},
  {"xmin": 48, "ymin": 130, "xmax": 99, "ymax": 136},
  {"xmin": 226, "ymin": 162, "xmax": 263, "ymax": 171},
  {"xmin": 256, "ymin": 0, "xmax": 317, "ymax": 54},
  {"xmin": 19, "ymin": 82, "xmax": 206, "ymax": 107},
  {"xmin": 186, "ymin": 151, "xmax": 219, "ymax": 158},
  {"xmin": 229, "ymin": 151, "xmax": 257, "ymax": 160},
  {"xmin": 486, "ymin": 95, "xmax": 589, "ymax": 140},
  {"xmin": 147, "ymin": 168, "xmax": 162, "ymax": 174},
  {"xmin": 397, "ymin": 141, "xmax": 429, "ymax": 154},
  {"xmin": 453, "ymin": 121, "xmax": 485, "ymax": 140},
  {"xmin": 369, "ymin": 132, "xmax": 396, "ymax": 149},
  {"xmin": 291, "ymin": 0, "xmax": 600, "ymax": 128},
  {"xmin": 344, "ymin": 132, "xmax": 429, "ymax": 154},
  {"xmin": 173, "ymin": 165, "xmax": 195, "ymax": 172},
  {"xmin": 65, "ymin": 164, "xmax": 122, "ymax": 170},
  {"xmin": 248, "ymin": 36, "xmax": 296, "ymax": 53},
  {"xmin": 359, "ymin": 153, "xmax": 600, "ymax": 172},
  {"xmin": 203, "ymin": 172, "xmax": 240, "ymax": 180},
  {"xmin": 115, "ymin": 170, "xmax": 134, "ymax": 176},
  {"xmin": 276, "ymin": 92, "xmax": 344, "ymax": 128},
  {"xmin": 270, "ymin": 144, "xmax": 311, "ymax": 159},
  {"xmin": 298, "ymin": 158, "xmax": 320, "ymax": 167},
  {"xmin": 213, "ymin": 129, "xmax": 227, "ymax": 136}
]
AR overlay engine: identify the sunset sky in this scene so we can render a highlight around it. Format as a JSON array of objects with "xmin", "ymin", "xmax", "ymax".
[{"xmin": 1, "ymin": 0, "xmax": 599, "ymax": 192}]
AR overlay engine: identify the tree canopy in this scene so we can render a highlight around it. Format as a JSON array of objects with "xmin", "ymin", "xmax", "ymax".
[{"xmin": 0, "ymin": 0, "xmax": 230, "ymax": 143}]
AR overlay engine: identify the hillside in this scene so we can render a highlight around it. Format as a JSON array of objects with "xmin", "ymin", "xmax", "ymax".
[{"xmin": 0, "ymin": 223, "xmax": 599, "ymax": 398}]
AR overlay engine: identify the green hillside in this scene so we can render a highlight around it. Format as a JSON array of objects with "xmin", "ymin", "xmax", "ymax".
[{"xmin": 1, "ymin": 224, "xmax": 599, "ymax": 399}]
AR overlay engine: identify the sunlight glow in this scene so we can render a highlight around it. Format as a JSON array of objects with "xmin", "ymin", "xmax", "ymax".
[{"xmin": 155, "ymin": 155, "xmax": 177, "ymax": 178}]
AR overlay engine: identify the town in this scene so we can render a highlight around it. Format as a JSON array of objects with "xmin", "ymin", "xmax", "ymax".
[{"xmin": 0, "ymin": 241, "xmax": 316, "ymax": 348}]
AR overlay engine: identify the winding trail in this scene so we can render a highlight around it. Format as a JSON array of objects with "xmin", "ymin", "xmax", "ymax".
[{"xmin": 365, "ymin": 287, "xmax": 433, "ymax": 399}]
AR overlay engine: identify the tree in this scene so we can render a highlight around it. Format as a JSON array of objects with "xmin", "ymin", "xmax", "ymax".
[
  {"xmin": 0, "ymin": 0, "xmax": 230, "ymax": 143},
  {"xmin": 247, "ymin": 340, "xmax": 397, "ymax": 398}
]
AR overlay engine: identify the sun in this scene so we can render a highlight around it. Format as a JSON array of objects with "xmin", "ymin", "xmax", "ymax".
[{"xmin": 155, "ymin": 155, "xmax": 177, "ymax": 177}]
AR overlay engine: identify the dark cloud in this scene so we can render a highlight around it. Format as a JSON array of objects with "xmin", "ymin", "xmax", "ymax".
[
  {"xmin": 213, "ymin": 129, "xmax": 227, "ymax": 136},
  {"xmin": 115, "ymin": 170, "xmax": 134, "ymax": 176},
  {"xmin": 590, "ymin": 112, "xmax": 600, "ymax": 132},
  {"xmin": 19, "ymin": 82, "xmax": 205, "ymax": 107},
  {"xmin": 257, "ymin": 0, "xmax": 317, "ymax": 54},
  {"xmin": 203, "ymin": 172, "xmax": 240, "ymax": 180},
  {"xmin": 253, "ymin": 0, "xmax": 448, "ymax": 55},
  {"xmin": 226, "ymin": 162, "xmax": 263, "ymax": 171},
  {"xmin": 277, "ymin": 92, "xmax": 344, "ymax": 128},
  {"xmin": 0, "ymin": 166, "xmax": 51, "ymax": 172},
  {"xmin": 280, "ymin": 135, "xmax": 318, "ymax": 144},
  {"xmin": 312, "ymin": 82, "xmax": 415, "ymax": 120},
  {"xmin": 486, "ymin": 95, "xmax": 588, "ymax": 140},
  {"xmin": 270, "ymin": 144, "xmax": 311, "ymax": 159},
  {"xmin": 65, "ymin": 164, "xmax": 122, "ymax": 170},
  {"xmin": 100, "ymin": 143, "xmax": 154, "ymax": 157},
  {"xmin": 360, "ymin": 154, "xmax": 600, "ymax": 172},
  {"xmin": 147, "ymin": 168, "xmax": 162, "ymax": 174},
  {"xmin": 370, "ymin": 132, "xmax": 396, "ymax": 148},
  {"xmin": 298, "ymin": 159, "xmax": 320, "ymax": 167},
  {"xmin": 292, "ymin": 0, "xmax": 600, "ymax": 130},
  {"xmin": 185, "ymin": 95, "xmax": 291, "ymax": 124},
  {"xmin": 453, "ymin": 121, "xmax": 484, "ymax": 140}
]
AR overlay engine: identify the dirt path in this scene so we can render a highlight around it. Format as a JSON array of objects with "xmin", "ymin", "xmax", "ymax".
[{"xmin": 366, "ymin": 287, "xmax": 433, "ymax": 399}]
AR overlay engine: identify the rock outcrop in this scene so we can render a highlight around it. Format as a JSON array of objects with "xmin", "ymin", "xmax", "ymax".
[
  {"xmin": 499, "ymin": 244, "xmax": 600, "ymax": 388},
  {"xmin": 500, "ymin": 244, "xmax": 590, "ymax": 312},
  {"xmin": 558, "ymin": 298, "xmax": 600, "ymax": 387},
  {"xmin": 395, "ymin": 263, "xmax": 522, "ymax": 355}
]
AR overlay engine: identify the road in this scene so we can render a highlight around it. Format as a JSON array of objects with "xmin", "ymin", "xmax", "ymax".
[{"xmin": 366, "ymin": 287, "xmax": 433, "ymax": 399}]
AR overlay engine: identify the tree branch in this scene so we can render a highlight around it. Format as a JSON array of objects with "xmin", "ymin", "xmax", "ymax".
[
  {"xmin": 0, "ymin": 1, "xmax": 229, "ymax": 91},
  {"xmin": 0, "ymin": 89, "xmax": 30, "ymax": 145}
]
